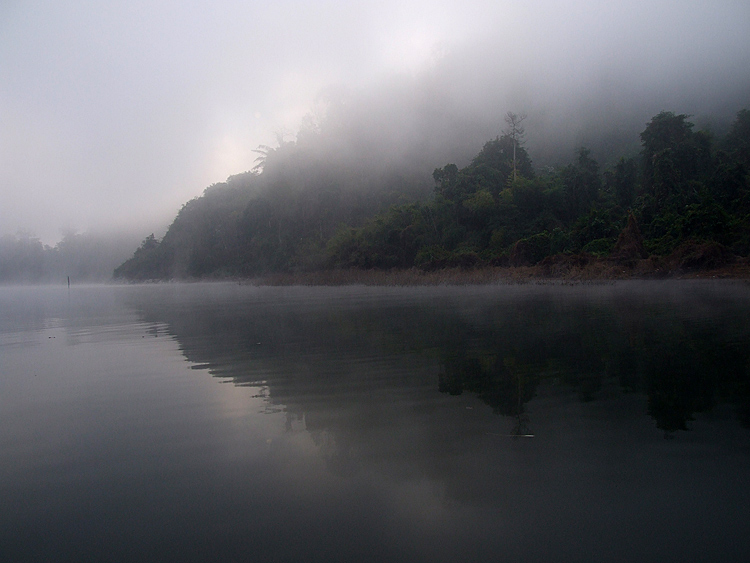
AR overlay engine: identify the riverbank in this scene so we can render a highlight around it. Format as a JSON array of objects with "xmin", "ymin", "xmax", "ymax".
[{"xmin": 246, "ymin": 253, "xmax": 750, "ymax": 286}]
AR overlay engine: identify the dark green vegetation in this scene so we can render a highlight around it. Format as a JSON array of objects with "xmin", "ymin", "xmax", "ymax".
[{"xmin": 115, "ymin": 110, "xmax": 750, "ymax": 280}]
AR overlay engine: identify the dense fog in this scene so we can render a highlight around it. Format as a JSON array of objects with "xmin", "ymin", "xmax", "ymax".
[{"xmin": 1, "ymin": 1, "xmax": 748, "ymax": 277}]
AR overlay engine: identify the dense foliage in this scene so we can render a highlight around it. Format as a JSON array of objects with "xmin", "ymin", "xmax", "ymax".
[{"xmin": 115, "ymin": 110, "xmax": 750, "ymax": 280}]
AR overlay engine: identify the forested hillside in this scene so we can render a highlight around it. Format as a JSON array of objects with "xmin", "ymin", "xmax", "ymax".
[{"xmin": 115, "ymin": 109, "xmax": 750, "ymax": 280}]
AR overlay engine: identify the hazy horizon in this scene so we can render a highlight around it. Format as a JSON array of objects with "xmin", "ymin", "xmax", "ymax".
[{"xmin": 2, "ymin": 0, "xmax": 749, "ymax": 245}]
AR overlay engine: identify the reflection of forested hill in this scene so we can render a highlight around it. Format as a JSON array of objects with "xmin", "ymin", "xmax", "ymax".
[
  {"xmin": 127, "ymin": 283, "xmax": 750, "ymax": 437},
  {"xmin": 115, "ymin": 110, "xmax": 750, "ymax": 279}
]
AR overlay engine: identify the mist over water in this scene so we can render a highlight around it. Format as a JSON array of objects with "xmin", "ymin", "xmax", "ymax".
[{"xmin": 2, "ymin": 281, "xmax": 750, "ymax": 562}]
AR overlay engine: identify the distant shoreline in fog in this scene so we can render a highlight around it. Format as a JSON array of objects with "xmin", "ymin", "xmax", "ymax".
[{"xmin": 110, "ymin": 257, "xmax": 750, "ymax": 286}]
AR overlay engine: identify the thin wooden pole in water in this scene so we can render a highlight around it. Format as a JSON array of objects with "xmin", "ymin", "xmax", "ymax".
[{"xmin": 67, "ymin": 276, "xmax": 70, "ymax": 288}]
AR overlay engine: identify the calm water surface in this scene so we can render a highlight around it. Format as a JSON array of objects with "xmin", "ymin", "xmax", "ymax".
[{"xmin": 2, "ymin": 281, "xmax": 750, "ymax": 562}]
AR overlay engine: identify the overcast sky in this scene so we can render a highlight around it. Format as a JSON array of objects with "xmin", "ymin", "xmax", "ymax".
[{"xmin": 2, "ymin": 1, "xmax": 749, "ymax": 244}]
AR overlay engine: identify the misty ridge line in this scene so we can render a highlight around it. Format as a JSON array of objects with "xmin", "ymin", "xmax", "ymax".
[
  {"xmin": 3, "ymin": 92, "xmax": 749, "ymax": 284},
  {"xmin": 109, "ymin": 105, "xmax": 750, "ymax": 282},
  {"xmin": 3, "ymin": 0, "xmax": 749, "ymax": 249}
]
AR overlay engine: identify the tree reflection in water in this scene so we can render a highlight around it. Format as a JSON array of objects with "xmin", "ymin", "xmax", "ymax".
[
  {"xmin": 426, "ymin": 285, "xmax": 750, "ymax": 437},
  {"xmin": 129, "ymin": 282, "xmax": 750, "ymax": 438}
]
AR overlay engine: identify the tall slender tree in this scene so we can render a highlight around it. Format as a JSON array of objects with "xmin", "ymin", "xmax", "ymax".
[{"xmin": 504, "ymin": 112, "xmax": 527, "ymax": 182}]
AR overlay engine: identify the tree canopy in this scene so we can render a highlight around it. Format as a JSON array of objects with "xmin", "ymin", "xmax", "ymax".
[{"xmin": 113, "ymin": 108, "xmax": 750, "ymax": 280}]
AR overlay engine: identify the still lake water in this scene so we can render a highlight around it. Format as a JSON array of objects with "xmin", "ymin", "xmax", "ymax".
[{"xmin": 2, "ymin": 281, "xmax": 750, "ymax": 562}]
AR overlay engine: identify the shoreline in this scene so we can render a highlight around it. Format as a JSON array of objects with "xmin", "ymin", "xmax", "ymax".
[{"xmin": 244, "ymin": 257, "xmax": 750, "ymax": 287}]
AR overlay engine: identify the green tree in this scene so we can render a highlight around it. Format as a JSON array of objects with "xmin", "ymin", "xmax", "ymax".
[
  {"xmin": 723, "ymin": 108, "xmax": 750, "ymax": 168},
  {"xmin": 611, "ymin": 157, "xmax": 638, "ymax": 209},
  {"xmin": 504, "ymin": 112, "xmax": 528, "ymax": 182},
  {"xmin": 640, "ymin": 112, "xmax": 709, "ymax": 209},
  {"xmin": 469, "ymin": 134, "xmax": 534, "ymax": 189},
  {"xmin": 561, "ymin": 147, "xmax": 601, "ymax": 222}
]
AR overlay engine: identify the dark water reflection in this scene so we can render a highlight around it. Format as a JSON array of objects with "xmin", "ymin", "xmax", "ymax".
[
  {"xmin": 2, "ymin": 282, "xmax": 750, "ymax": 562},
  {"xmin": 132, "ymin": 282, "xmax": 750, "ymax": 436}
]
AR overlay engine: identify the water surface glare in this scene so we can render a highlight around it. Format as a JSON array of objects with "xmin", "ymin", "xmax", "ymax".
[{"xmin": 2, "ymin": 282, "xmax": 750, "ymax": 562}]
